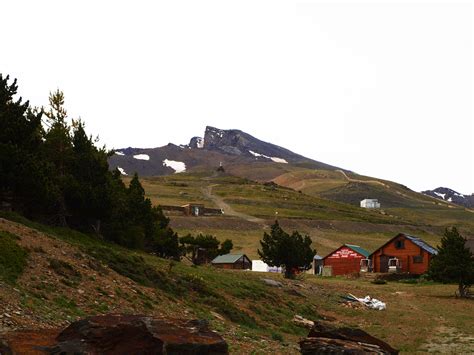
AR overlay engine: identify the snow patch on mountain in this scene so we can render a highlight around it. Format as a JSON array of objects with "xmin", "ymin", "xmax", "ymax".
[
  {"xmin": 249, "ymin": 150, "xmax": 287, "ymax": 163},
  {"xmin": 133, "ymin": 154, "xmax": 150, "ymax": 161},
  {"xmin": 270, "ymin": 157, "xmax": 288, "ymax": 164},
  {"xmin": 115, "ymin": 151, "xmax": 125, "ymax": 156},
  {"xmin": 117, "ymin": 167, "xmax": 127, "ymax": 175},
  {"xmin": 434, "ymin": 192, "xmax": 446, "ymax": 199},
  {"xmin": 163, "ymin": 159, "xmax": 186, "ymax": 173}
]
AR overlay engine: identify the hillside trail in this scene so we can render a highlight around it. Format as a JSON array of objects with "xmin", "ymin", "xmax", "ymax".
[
  {"xmin": 336, "ymin": 170, "xmax": 465, "ymax": 209},
  {"xmin": 336, "ymin": 169, "xmax": 389, "ymax": 188},
  {"xmin": 201, "ymin": 184, "xmax": 267, "ymax": 227}
]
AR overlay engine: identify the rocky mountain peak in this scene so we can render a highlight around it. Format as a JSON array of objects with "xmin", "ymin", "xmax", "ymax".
[{"xmin": 422, "ymin": 187, "xmax": 474, "ymax": 209}]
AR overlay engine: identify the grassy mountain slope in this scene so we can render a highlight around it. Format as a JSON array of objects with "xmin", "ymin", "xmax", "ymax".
[
  {"xmin": 131, "ymin": 171, "xmax": 473, "ymax": 259},
  {"xmin": 1, "ymin": 214, "xmax": 474, "ymax": 353}
]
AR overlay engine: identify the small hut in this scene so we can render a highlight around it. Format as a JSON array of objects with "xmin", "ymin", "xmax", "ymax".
[
  {"xmin": 211, "ymin": 254, "xmax": 251, "ymax": 270},
  {"xmin": 322, "ymin": 244, "xmax": 370, "ymax": 276},
  {"xmin": 181, "ymin": 203, "xmax": 205, "ymax": 216}
]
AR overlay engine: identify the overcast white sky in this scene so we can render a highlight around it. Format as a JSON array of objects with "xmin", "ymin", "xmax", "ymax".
[{"xmin": 2, "ymin": 0, "xmax": 473, "ymax": 193}]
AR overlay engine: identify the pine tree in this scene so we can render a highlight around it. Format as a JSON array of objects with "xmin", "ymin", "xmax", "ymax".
[
  {"xmin": 43, "ymin": 90, "xmax": 73, "ymax": 226},
  {"xmin": 0, "ymin": 74, "xmax": 47, "ymax": 214},
  {"xmin": 258, "ymin": 221, "xmax": 316, "ymax": 278},
  {"xmin": 429, "ymin": 227, "xmax": 474, "ymax": 298},
  {"xmin": 69, "ymin": 120, "xmax": 111, "ymax": 233}
]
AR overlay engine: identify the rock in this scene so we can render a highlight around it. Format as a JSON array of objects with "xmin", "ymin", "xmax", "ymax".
[
  {"xmin": 261, "ymin": 278, "xmax": 283, "ymax": 287},
  {"xmin": 0, "ymin": 314, "xmax": 228, "ymax": 354},
  {"xmin": 293, "ymin": 315, "xmax": 314, "ymax": 329},
  {"xmin": 300, "ymin": 322, "xmax": 398, "ymax": 354}
]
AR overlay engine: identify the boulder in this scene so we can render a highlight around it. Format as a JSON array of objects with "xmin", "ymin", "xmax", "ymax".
[
  {"xmin": 300, "ymin": 322, "xmax": 398, "ymax": 354},
  {"xmin": 0, "ymin": 314, "xmax": 228, "ymax": 354}
]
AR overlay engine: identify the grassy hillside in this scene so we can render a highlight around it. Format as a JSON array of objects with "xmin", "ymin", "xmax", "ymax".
[
  {"xmin": 1, "ymin": 213, "xmax": 473, "ymax": 353},
  {"xmin": 131, "ymin": 171, "xmax": 472, "ymax": 259}
]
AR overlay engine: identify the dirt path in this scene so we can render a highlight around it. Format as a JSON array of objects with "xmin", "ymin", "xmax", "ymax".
[
  {"xmin": 201, "ymin": 185, "xmax": 267, "ymax": 226},
  {"xmin": 336, "ymin": 170, "xmax": 390, "ymax": 188}
]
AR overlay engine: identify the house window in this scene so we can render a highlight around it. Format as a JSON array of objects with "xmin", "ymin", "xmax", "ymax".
[
  {"xmin": 413, "ymin": 255, "xmax": 423, "ymax": 263},
  {"xmin": 395, "ymin": 240, "xmax": 405, "ymax": 249}
]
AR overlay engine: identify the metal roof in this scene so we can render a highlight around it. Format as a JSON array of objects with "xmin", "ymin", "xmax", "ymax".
[
  {"xmin": 405, "ymin": 235, "xmax": 438, "ymax": 255},
  {"xmin": 211, "ymin": 253, "xmax": 247, "ymax": 264},
  {"xmin": 344, "ymin": 244, "xmax": 370, "ymax": 258}
]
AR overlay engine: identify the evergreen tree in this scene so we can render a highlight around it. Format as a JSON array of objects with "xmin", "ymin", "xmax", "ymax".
[
  {"xmin": 258, "ymin": 221, "xmax": 315, "ymax": 278},
  {"xmin": 68, "ymin": 120, "xmax": 111, "ymax": 233},
  {"xmin": 0, "ymin": 74, "xmax": 48, "ymax": 215},
  {"xmin": 180, "ymin": 234, "xmax": 233, "ymax": 264},
  {"xmin": 43, "ymin": 90, "xmax": 74, "ymax": 226},
  {"xmin": 429, "ymin": 227, "xmax": 474, "ymax": 298}
]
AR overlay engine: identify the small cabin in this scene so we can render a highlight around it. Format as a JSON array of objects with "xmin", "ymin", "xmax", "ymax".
[
  {"xmin": 181, "ymin": 203, "xmax": 205, "ymax": 216},
  {"xmin": 211, "ymin": 254, "xmax": 251, "ymax": 270},
  {"xmin": 322, "ymin": 244, "xmax": 370, "ymax": 276},
  {"xmin": 370, "ymin": 234, "xmax": 437, "ymax": 274},
  {"xmin": 360, "ymin": 199, "xmax": 381, "ymax": 209}
]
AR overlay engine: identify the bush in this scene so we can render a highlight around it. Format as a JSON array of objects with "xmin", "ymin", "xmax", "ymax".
[{"xmin": 0, "ymin": 231, "xmax": 29, "ymax": 284}]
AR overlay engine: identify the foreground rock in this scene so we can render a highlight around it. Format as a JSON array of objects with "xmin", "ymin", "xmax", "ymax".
[
  {"xmin": 0, "ymin": 314, "xmax": 228, "ymax": 354},
  {"xmin": 300, "ymin": 322, "xmax": 398, "ymax": 354}
]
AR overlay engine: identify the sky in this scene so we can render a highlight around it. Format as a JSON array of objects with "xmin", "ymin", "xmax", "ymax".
[{"xmin": 2, "ymin": 0, "xmax": 473, "ymax": 193}]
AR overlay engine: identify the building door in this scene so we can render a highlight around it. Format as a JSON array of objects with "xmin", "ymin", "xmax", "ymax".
[{"xmin": 380, "ymin": 255, "xmax": 389, "ymax": 273}]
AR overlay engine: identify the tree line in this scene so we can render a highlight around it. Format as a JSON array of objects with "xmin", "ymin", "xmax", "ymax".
[{"xmin": 0, "ymin": 74, "xmax": 232, "ymax": 260}]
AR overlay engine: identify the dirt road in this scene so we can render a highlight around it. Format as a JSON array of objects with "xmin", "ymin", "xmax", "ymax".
[{"xmin": 201, "ymin": 185, "xmax": 267, "ymax": 226}]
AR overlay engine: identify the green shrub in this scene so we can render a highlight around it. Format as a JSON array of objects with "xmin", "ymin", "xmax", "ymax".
[
  {"xmin": 0, "ymin": 231, "xmax": 28, "ymax": 284},
  {"xmin": 271, "ymin": 332, "xmax": 284, "ymax": 342}
]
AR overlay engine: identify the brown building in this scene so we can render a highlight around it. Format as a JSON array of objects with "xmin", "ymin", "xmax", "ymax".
[
  {"xmin": 211, "ymin": 254, "xmax": 251, "ymax": 270},
  {"xmin": 370, "ymin": 234, "xmax": 437, "ymax": 274},
  {"xmin": 322, "ymin": 244, "xmax": 370, "ymax": 276}
]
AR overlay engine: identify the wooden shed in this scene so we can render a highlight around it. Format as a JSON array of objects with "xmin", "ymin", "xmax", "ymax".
[
  {"xmin": 211, "ymin": 254, "xmax": 252, "ymax": 270},
  {"xmin": 322, "ymin": 244, "xmax": 370, "ymax": 276},
  {"xmin": 370, "ymin": 233, "xmax": 437, "ymax": 274},
  {"xmin": 181, "ymin": 203, "xmax": 205, "ymax": 216}
]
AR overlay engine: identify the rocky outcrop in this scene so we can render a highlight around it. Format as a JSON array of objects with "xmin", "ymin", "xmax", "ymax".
[
  {"xmin": 0, "ymin": 314, "xmax": 228, "ymax": 354},
  {"xmin": 300, "ymin": 322, "xmax": 398, "ymax": 354}
]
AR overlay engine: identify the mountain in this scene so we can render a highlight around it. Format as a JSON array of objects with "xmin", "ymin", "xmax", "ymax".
[
  {"xmin": 422, "ymin": 187, "xmax": 474, "ymax": 209},
  {"xmin": 108, "ymin": 126, "xmax": 342, "ymax": 177}
]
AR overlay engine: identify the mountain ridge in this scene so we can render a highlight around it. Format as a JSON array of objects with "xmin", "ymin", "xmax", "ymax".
[{"xmin": 108, "ymin": 126, "xmax": 344, "ymax": 177}]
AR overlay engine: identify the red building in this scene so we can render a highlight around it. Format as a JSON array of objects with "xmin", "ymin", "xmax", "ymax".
[
  {"xmin": 370, "ymin": 234, "xmax": 437, "ymax": 274},
  {"xmin": 322, "ymin": 244, "xmax": 370, "ymax": 276}
]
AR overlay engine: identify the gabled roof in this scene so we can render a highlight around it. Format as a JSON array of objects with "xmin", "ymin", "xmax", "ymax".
[
  {"xmin": 344, "ymin": 244, "xmax": 370, "ymax": 258},
  {"xmin": 211, "ymin": 253, "xmax": 249, "ymax": 264},
  {"xmin": 369, "ymin": 233, "xmax": 438, "ymax": 256},
  {"xmin": 323, "ymin": 244, "xmax": 370, "ymax": 259},
  {"xmin": 405, "ymin": 235, "xmax": 438, "ymax": 255}
]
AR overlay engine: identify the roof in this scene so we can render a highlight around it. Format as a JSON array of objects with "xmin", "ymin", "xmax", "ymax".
[
  {"xmin": 344, "ymin": 244, "xmax": 370, "ymax": 258},
  {"xmin": 323, "ymin": 244, "xmax": 370, "ymax": 259},
  {"xmin": 211, "ymin": 253, "xmax": 248, "ymax": 264},
  {"xmin": 404, "ymin": 235, "xmax": 438, "ymax": 255},
  {"xmin": 369, "ymin": 233, "xmax": 438, "ymax": 256}
]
